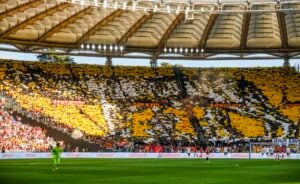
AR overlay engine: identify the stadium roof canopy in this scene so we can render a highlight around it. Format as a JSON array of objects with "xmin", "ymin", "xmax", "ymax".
[{"xmin": 0, "ymin": 0, "xmax": 300, "ymax": 61}]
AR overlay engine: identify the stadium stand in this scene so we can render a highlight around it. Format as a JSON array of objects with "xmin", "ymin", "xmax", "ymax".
[
  {"xmin": 0, "ymin": 101, "xmax": 54, "ymax": 152},
  {"xmin": 0, "ymin": 60, "xmax": 299, "ymax": 152}
]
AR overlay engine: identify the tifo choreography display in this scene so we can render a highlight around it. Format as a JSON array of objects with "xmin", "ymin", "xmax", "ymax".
[{"xmin": 0, "ymin": 60, "xmax": 299, "ymax": 153}]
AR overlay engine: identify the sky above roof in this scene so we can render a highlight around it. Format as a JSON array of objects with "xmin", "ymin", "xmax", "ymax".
[{"xmin": 0, "ymin": 50, "xmax": 299, "ymax": 68}]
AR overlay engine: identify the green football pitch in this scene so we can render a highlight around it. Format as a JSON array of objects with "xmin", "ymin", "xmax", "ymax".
[{"xmin": 0, "ymin": 159, "xmax": 300, "ymax": 184}]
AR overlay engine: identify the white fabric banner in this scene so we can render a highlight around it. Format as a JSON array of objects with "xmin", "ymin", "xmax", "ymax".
[{"xmin": 1, "ymin": 152, "xmax": 300, "ymax": 159}]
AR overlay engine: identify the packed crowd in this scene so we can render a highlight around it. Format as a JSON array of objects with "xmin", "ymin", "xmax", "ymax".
[
  {"xmin": 114, "ymin": 140, "xmax": 298, "ymax": 154},
  {"xmin": 0, "ymin": 60, "xmax": 299, "ymax": 150},
  {"xmin": 0, "ymin": 101, "xmax": 54, "ymax": 152}
]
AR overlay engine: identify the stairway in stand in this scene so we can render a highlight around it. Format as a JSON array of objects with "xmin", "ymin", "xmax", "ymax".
[
  {"xmin": 173, "ymin": 66, "xmax": 207, "ymax": 146},
  {"xmin": 173, "ymin": 66, "xmax": 187, "ymax": 99},
  {"xmin": 12, "ymin": 111, "xmax": 101, "ymax": 152}
]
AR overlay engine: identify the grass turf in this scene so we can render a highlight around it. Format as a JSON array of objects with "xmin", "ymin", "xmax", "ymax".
[{"xmin": 0, "ymin": 159, "xmax": 300, "ymax": 184}]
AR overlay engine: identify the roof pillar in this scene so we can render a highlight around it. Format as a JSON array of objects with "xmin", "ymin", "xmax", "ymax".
[
  {"xmin": 105, "ymin": 56, "xmax": 113, "ymax": 66},
  {"xmin": 283, "ymin": 57, "xmax": 290, "ymax": 68}
]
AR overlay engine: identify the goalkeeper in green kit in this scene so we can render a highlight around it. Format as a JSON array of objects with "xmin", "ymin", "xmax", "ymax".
[{"xmin": 52, "ymin": 142, "xmax": 62, "ymax": 171}]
